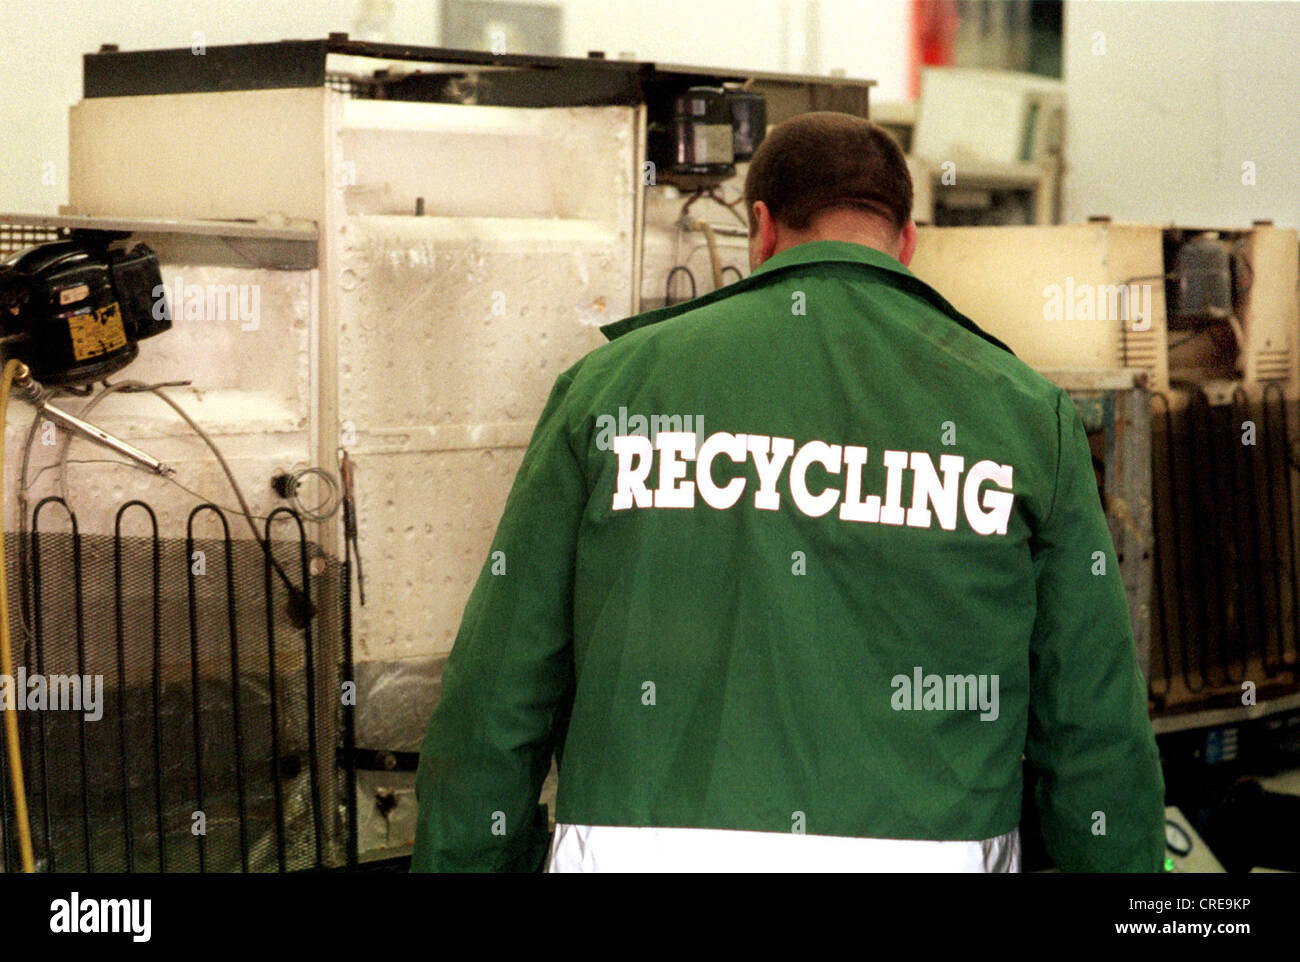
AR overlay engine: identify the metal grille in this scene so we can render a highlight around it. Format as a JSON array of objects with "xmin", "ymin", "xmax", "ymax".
[
  {"xmin": 325, "ymin": 72, "xmax": 360, "ymax": 96},
  {"xmin": 1150, "ymin": 384, "xmax": 1300, "ymax": 710},
  {"xmin": 0, "ymin": 500, "xmax": 357, "ymax": 872},
  {"xmin": 0, "ymin": 223, "xmax": 60, "ymax": 260},
  {"xmin": 325, "ymin": 73, "xmax": 383, "ymax": 99}
]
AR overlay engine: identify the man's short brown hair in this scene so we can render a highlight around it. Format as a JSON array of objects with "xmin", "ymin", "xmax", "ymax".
[{"xmin": 744, "ymin": 111, "xmax": 912, "ymax": 236}]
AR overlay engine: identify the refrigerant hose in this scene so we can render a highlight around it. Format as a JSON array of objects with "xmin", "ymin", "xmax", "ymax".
[{"xmin": 0, "ymin": 357, "xmax": 36, "ymax": 872}]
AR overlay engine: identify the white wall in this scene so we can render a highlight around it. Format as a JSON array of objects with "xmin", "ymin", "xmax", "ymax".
[
  {"xmin": 0, "ymin": 0, "xmax": 906, "ymax": 217},
  {"xmin": 7, "ymin": 1, "xmax": 1297, "ymax": 229},
  {"xmin": 0, "ymin": 0, "xmax": 361, "ymax": 216},
  {"xmin": 1062, "ymin": 0, "xmax": 1300, "ymax": 229},
  {"xmin": 556, "ymin": 0, "xmax": 911, "ymax": 100}
]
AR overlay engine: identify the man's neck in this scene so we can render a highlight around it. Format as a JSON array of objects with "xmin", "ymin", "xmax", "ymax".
[{"xmin": 772, "ymin": 211, "xmax": 902, "ymax": 261}]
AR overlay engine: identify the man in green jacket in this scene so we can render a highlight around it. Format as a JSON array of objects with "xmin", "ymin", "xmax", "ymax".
[{"xmin": 412, "ymin": 111, "xmax": 1165, "ymax": 872}]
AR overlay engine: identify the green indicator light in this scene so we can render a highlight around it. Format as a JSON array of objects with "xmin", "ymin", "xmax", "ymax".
[{"xmin": 1164, "ymin": 856, "xmax": 1176, "ymax": 872}]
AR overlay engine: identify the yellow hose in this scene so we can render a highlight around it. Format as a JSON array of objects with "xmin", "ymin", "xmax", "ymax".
[
  {"xmin": 691, "ymin": 219, "xmax": 726, "ymax": 291},
  {"xmin": 0, "ymin": 358, "xmax": 36, "ymax": 872}
]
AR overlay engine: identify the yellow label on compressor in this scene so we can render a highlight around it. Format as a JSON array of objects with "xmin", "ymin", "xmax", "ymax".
[{"xmin": 67, "ymin": 301, "xmax": 128, "ymax": 361}]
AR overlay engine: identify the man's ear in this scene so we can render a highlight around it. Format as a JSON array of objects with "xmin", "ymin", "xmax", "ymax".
[
  {"xmin": 749, "ymin": 200, "xmax": 779, "ymax": 270},
  {"xmin": 897, "ymin": 220, "xmax": 918, "ymax": 266}
]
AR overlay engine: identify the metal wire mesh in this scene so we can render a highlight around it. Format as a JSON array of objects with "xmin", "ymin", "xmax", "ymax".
[
  {"xmin": 0, "ymin": 499, "xmax": 356, "ymax": 872},
  {"xmin": 0, "ymin": 223, "xmax": 60, "ymax": 260}
]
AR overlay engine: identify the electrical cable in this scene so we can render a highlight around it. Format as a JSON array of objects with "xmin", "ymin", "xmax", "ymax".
[
  {"xmin": 713, "ymin": 183, "xmax": 745, "ymax": 206},
  {"xmin": 274, "ymin": 465, "xmax": 342, "ymax": 523},
  {"xmin": 53, "ymin": 379, "xmax": 136, "ymax": 506},
  {"xmin": 707, "ymin": 188, "xmax": 749, "ymax": 228},
  {"xmin": 31, "ymin": 458, "xmax": 140, "ymax": 482},
  {"xmin": 131, "ymin": 384, "xmax": 313, "ymax": 622},
  {"xmin": 54, "ymin": 381, "xmax": 248, "ymax": 528},
  {"xmin": 680, "ymin": 186, "xmax": 748, "ymax": 229},
  {"xmin": 49, "ymin": 379, "xmax": 312, "ymax": 624},
  {"xmin": 679, "ymin": 188, "xmax": 706, "ymax": 221},
  {"xmin": 296, "ymin": 468, "xmax": 341, "ymax": 522},
  {"xmin": 292, "ymin": 467, "xmax": 340, "ymax": 522},
  {"xmin": 35, "ymin": 448, "xmax": 301, "ymax": 525},
  {"xmin": 0, "ymin": 358, "xmax": 37, "ymax": 872},
  {"xmin": 164, "ymin": 474, "xmax": 303, "ymax": 524},
  {"xmin": 664, "ymin": 266, "xmax": 696, "ymax": 306},
  {"xmin": 38, "ymin": 382, "xmax": 323, "ymax": 524},
  {"xmin": 678, "ymin": 242, "xmax": 747, "ymax": 285}
]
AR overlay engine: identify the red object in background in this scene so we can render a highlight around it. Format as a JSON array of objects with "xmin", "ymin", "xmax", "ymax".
[{"xmin": 910, "ymin": 0, "xmax": 959, "ymax": 98}]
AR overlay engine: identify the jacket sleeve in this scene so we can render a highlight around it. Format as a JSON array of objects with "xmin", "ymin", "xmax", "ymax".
[
  {"xmin": 1025, "ymin": 389, "xmax": 1166, "ymax": 872},
  {"xmin": 411, "ymin": 372, "xmax": 583, "ymax": 872}
]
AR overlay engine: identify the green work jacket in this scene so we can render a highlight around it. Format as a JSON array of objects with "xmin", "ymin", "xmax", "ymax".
[{"xmin": 412, "ymin": 240, "xmax": 1165, "ymax": 873}]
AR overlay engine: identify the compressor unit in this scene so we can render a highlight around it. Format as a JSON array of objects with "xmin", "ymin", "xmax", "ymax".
[{"xmin": 0, "ymin": 235, "xmax": 171, "ymax": 386}]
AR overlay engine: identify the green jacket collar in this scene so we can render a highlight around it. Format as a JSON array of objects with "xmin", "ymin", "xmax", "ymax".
[{"xmin": 600, "ymin": 239, "xmax": 1014, "ymax": 356}]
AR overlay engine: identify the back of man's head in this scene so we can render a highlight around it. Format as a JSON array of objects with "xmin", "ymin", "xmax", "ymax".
[{"xmin": 744, "ymin": 112, "xmax": 913, "ymax": 239}]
